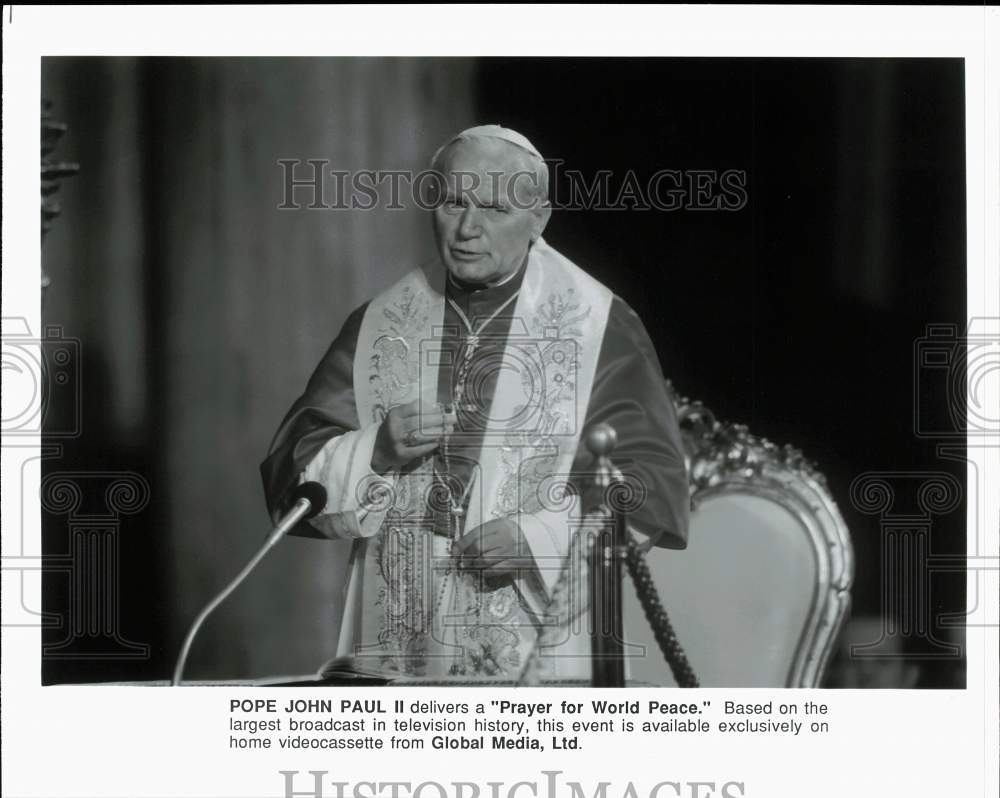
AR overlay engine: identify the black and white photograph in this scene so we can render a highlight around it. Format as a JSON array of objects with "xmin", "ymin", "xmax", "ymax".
[
  {"xmin": 3, "ymin": 6, "xmax": 998, "ymax": 798},
  {"xmin": 35, "ymin": 54, "xmax": 969, "ymax": 689}
]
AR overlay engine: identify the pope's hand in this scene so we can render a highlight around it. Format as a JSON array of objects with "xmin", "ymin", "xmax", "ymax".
[
  {"xmin": 371, "ymin": 399, "xmax": 454, "ymax": 473},
  {"xmin": 455, "ymin": 518, "xmax": 535, "ymax": 576}
]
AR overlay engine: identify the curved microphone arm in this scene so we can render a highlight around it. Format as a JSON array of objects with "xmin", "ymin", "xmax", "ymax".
[{"xmin": 170, "ymin": 482, "xmax": 327, "ymax": 686}]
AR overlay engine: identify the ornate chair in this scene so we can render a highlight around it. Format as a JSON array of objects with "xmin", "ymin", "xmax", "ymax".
[{"xmin": 622, "ymin": 385, "xmax": 854, "ymax": 687}]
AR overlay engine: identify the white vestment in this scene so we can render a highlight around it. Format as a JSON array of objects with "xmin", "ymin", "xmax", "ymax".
[{"xmin": 302, "ymin": 238, "xmax": 613, "ymax": 682}]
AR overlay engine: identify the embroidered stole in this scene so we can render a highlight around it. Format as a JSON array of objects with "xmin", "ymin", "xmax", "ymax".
[{"xmin": 339, "ymin": 238, "xmax": 612, "ymax": 678}]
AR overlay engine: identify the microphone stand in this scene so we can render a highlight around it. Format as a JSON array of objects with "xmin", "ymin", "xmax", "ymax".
[{"xmin": 170, "ymin": 484, "xmax": 326, "ymax": 686}]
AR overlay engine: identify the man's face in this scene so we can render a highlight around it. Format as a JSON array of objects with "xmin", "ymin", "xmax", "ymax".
[{"xmin": 432, "ymin": 138, "xmax": 550, "ymax": 285}]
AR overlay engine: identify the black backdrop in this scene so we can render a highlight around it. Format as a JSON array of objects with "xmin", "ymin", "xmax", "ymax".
[{"xmin": 476, "ymin": 58, "xmax": 967, "ymax": 683}]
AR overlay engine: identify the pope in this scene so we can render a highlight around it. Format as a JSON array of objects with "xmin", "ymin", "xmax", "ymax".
[{"xmin": 260, "ymin": 125, "xmax": 689, "ymax": 681}]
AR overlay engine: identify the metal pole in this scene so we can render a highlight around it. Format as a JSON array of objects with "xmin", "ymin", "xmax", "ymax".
[{"xmin": 586, "ymin": 424, "xmax": 626, "ymax": 687}]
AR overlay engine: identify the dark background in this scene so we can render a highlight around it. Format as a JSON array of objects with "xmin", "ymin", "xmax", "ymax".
[{"xmin": 40, "ymin": 57, "xmax": 967, "ymax": 687}]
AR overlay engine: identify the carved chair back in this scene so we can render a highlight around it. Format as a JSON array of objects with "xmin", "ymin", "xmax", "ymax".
[{"xmin": 622, "ymin": 386, "xmax": 854, "ymax": 687}]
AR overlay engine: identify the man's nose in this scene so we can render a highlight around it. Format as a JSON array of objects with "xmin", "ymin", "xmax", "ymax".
[{"xmin": 457, "ymin": 205, "xmax": 482, "ymax": 238}]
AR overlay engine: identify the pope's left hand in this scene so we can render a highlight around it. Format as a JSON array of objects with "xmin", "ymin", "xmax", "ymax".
[{"xmin": 454, "ymin": 518, "xmax": 535, "ymax": 576}]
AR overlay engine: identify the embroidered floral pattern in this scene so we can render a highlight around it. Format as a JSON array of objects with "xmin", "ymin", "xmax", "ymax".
[
  {"xmin": 448, "ymin": 581, "xmax": 524, "ymax": 677},
  {"xmin": 372, "ymin": 520, "xmax": 433, "ymax": 675},
  {"xmin": 532, "ymin": 287, "xmax": 592, "ymax": 339},
  {"xmin": 493, "ymin": 289, "xmax": 591, "ymax": 519},
  {"xmin": 369, "ymin": 286, "xmax": 428, "ymax": 423}
]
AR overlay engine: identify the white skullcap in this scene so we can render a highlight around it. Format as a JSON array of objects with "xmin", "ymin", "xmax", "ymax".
[{"xmin": 431, "ymin": 124, "xmax": 544, "ymax": 166}]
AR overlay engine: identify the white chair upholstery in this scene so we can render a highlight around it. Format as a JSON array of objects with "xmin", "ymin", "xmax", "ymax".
[{"xmin": 622, "ymin": 390, "xmax": 854, "ymax": 687}]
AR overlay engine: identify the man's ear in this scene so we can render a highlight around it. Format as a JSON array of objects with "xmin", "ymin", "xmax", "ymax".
[{"xmin": 530, "ymin": 203, "xmax": 552, "ymax": 242}]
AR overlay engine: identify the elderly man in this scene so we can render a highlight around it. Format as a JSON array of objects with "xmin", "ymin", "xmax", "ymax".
[{"xmin": 261, "ymin": 125, "xmax": 688, "ymax": 682}]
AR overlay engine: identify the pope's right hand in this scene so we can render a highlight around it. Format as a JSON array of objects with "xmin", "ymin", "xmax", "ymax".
[{"xmin": 370, "ymin": 399, "xmax": 455, "ymax": 473}]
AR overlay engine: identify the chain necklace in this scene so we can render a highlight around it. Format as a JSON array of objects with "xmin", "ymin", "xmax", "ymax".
[
  {"xmin": 432, "ymin": 286, "xmax": 521, "ymax": 626},
  {"xmin": 440, "ymin": 286, "xmax": 520, "ymax": 526},
  {"xmin": 446, "ymin": 289, "xmax": 520, "ymax": 411}
]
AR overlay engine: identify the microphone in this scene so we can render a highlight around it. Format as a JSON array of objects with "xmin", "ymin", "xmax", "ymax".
[
  {"xmin": 171, "ymin": 481, "xmax": 328, "ymax": 685},
  {"xmin": 270, "ymin": 480, "xmax": 327, "ymax": 538}
]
